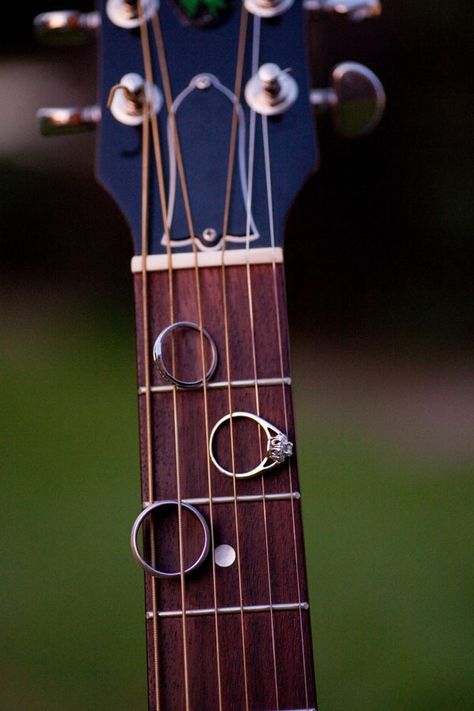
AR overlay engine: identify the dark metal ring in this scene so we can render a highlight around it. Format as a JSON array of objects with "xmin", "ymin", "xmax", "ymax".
[
  {"xmin": 130, "ymin": 500, "xmax": 211, "ymax": 579},
  {"xmin": 152, "ymin": 321, "xmax": 218, "ymax": 389}
]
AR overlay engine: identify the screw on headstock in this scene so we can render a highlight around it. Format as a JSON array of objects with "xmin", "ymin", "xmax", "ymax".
[{"xmin": 310, "ymin": 61, "xmax": 385, "ymax": 138}]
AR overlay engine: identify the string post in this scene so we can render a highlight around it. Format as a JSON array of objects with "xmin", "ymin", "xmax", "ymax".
[
  {"xmin": 245, "ymin": 63, "xmax": 298, "ymax": 116},
  {"xmin": 108, "ymin": 73, "xmax": 163, "ymax": 126},
  {"xmin": 244, "ymin": 0, "xmax": 295, "ymax": 19},
  {"xmin": 106, "ymin": 0, "xmax": 158, "ymax": 28}
]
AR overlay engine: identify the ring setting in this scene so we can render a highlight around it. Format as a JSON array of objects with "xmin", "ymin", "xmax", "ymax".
[{"xmin": 209, "ymin": 411, "xmax": 294, "ymax": 479}]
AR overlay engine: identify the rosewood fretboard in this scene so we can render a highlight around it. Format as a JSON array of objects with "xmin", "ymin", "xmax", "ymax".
[{"xmin": 133, "ymin": 261, "xmax": 317, "ymax": 710}]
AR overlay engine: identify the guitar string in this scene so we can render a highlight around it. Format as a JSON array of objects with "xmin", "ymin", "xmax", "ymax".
[
  {"xmin": 138, "ymin": 7, "xmax": 191, "ymax": 709},
  {"xmin": 149, "ymin": 7, "xmax": 225, "ymax": 710},
  {"xmin": 243, "ymin": 15, "xmax": 280, "ymax": 708},
  {"xmin": 262, "ymin": 114, "xmax": 311, "ymax": 708},
  {"xmin": 218, "ymin": 5, "xmax": 251, "ymax": 710},
  {"xmin": 138, "ymin": 81, "xmax": 162, "ymax": 711}
]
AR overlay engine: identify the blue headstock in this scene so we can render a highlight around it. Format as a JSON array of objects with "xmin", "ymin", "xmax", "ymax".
[{"xmin": 97, "ymin": 0, "xmax": 316, "ymax": 256}]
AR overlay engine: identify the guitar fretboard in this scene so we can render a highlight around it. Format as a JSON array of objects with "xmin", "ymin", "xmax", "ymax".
[{"xmin": 134, "ymin": 262, "xmax": 317, "ymax": 710}]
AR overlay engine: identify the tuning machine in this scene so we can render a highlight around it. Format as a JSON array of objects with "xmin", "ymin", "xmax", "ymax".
[
  {"xmin": 244, "ymin": 0, "xmax": 295, "ymax": 18},
  {"xmin": 34, "ymin": 10, "xmax": 100, "ymax": 45},
  {"xmin": 245, "ymin": 63, "xmax": 298, "ymax": 116},
  {"xmin": 37, "ymin": 106, "xmax": 101, "ymax": 137},
  {"xmin": 310, "ymin": 62, "xmax": 385, "ymax": 138},
  {"xmin": 304, "ymin": 0, "xmax": 381, "ymax": 22},
  {"xmin": 108, "ymin": 73, "xmax": 163, "ymax": 125}
]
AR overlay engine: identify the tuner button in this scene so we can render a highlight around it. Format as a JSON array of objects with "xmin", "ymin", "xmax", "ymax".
[
  {"xmin": 304, "ymin": 0, "xmax": 381, "ymax": 22},
  {"xmin": 37, "ymin": 105, "xmax": 101, "ymax": 137},
  {"xmin": 310, "ymin": 62, "xmax": 385, "ymax": 138},
  {"xmin": 33, "ymin": 11, "xmax": 101, "ymax": 45}
]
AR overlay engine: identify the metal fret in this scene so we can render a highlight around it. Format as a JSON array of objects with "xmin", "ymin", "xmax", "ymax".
[
  {"xmin": 146, "ymin": 601, "xmax": 310, "ymax": 620},
  {"xmin": 142, "ymin": 492, "xmax": 301, "ymax": 508},
  {"xmin": 138, "ymin": 376, "xmax": 291, "ymax": 395}
]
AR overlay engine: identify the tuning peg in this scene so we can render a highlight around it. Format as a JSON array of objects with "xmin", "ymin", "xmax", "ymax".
[
  {"xmin": 304, "ymin": 0, "xmax": 381, "ymax": 21},
  {"xmin": 245, "ymin": 63, "xmax": 298, "ymax": 116},
  {"xmin": 310, "ymin": 62, "xmax": 385, "ymax": 138},
  {"xmin": 37, "ymin": 106, "xmax": 101, "ymax": 136},
  {"xmin": 33, "ymin": 10, "xmax": 101, "ymax": 45}
]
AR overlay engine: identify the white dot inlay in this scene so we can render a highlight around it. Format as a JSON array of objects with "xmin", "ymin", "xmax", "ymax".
[{"xmin": 215, "ymin": 544, "xmax": 236, "ymax": 568}]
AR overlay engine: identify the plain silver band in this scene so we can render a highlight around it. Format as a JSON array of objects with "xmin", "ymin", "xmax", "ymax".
[
  {"xmin": 130, "ymin": 500, "xmax": 211, "ymax": 578},
  {"xmin": 152, "ymin": 321, "xmax": 218, "ymax": 389},
  {"xmin": 209, "ymin": 411, "xmax": 286, "ymax": 479}
]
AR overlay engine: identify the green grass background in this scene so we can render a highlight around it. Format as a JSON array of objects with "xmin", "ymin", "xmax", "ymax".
[{"xmin": 1, "ymin": 304, "xmax": 473, "ymax": 710}]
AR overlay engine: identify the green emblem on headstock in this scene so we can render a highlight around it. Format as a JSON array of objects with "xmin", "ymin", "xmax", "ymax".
[{"xmin": 172, "ymin": 0, "xmax": 232, "ymax": 27}]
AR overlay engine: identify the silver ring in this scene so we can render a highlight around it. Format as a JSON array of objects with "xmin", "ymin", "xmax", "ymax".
[
  {"xmin": 209, "ymin": 411, "xmax": 294, "ymax": 479},
  {"xmin": 152, "ymin": 321, "xmax": 218, "ymax": 389},
  {"xmin": 130, "ymin": 500, "xmax": 211, "ymax": 578}
]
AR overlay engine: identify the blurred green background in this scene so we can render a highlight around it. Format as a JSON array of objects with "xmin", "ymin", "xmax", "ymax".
[{"xmin": 1, "ymin": 1, "xmax": 473, "ymax": 710}]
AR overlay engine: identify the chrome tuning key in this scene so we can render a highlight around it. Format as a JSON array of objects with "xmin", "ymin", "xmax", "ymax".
[
  {"xmin": 244, "ymin": 0, "xmax": 295, "ymax": 18},
  {"xmin": 37, "ymin": 105, "xmax": 101, "ymax": 136},
  {"xmin": 33, "ymin": 10, "xmax": 101, "ymax": 45},
  {"xmin": 245, "ymin": 63, "xmax": 298, "ymax": 116},
  {"xmin": 310, "ymin": 61, "xmax": 385, "ymax": 138},
  {"xmin": 106, "ymin": 0, "xmax": 158, "ymax": 28},
  {"xmin": 108, "ymin": 73, "xmax": 163, "ymax": 126},
  {"xmin": 304, "ymin": 0, "xmax": 381, "ymax": 21}
]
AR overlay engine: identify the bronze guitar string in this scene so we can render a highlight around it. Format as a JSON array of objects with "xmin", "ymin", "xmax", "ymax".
[
  {"xmin": 136, "ymin": 54, "xmax": 162, "ymax": 711},
  {"xmin": 217, "ymin": 5, "xmax": 254, "ymax": 709}
]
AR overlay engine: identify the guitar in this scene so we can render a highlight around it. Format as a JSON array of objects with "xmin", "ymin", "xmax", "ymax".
[{"xmin": 35, "ymin": 1, "xmax": 384, "ymax": 708}]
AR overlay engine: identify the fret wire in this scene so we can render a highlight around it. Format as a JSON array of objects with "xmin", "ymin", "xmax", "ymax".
[
  {"xmin": 139, "ymin": 376, "xmax": 292, "ymax": 395},
  {"xmin": 142, "ymin": 492, "xmax": 301, "ymax": 508},
  {"xmin": 148, "ymin": 601, "xmax": 310, "ymax": 619}
]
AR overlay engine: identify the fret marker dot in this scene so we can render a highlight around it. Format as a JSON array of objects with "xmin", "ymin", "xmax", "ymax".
[{"xmin": 215, "ymin": 544, "xmax": 236, "ymax": 568}]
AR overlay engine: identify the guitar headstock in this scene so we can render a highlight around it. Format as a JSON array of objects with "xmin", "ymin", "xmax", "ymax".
[
  {"xmin": 96, "ymin": 0, "xmax": 316, "ymax": 256},
  {"xmin": 35, "ymin": 1, "xmax": 385, "ymax": 256}
]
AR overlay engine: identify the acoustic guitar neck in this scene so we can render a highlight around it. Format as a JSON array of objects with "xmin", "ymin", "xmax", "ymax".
[{"xmin": 133, "ymin": 256, "xmax": 317, "ymax": 709}]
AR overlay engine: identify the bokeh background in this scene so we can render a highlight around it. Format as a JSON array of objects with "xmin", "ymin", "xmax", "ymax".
[{"xmin": 1, "ymin": 1, "xmax": 473, "ymax": 709}]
